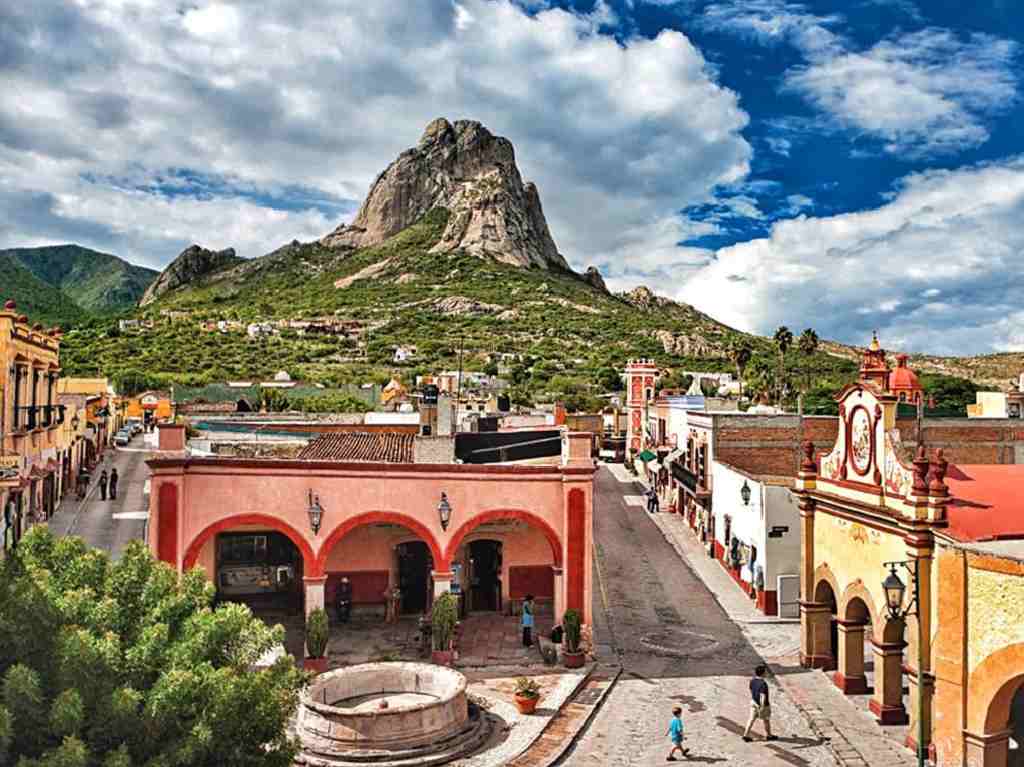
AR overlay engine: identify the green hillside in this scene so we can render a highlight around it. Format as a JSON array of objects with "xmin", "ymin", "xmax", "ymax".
[
  {"xmin": 0, "ymin": 253, "xmax": 91, "ymax": 328},
  {"xmin": 58, "ymin": 208, "xmax": 880, "ymax": 410},
  {"xmin": 1, "ymin": 245, "xmax": 158, "ymax": 314}
]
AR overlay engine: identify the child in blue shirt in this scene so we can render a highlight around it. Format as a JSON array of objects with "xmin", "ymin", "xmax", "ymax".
[{"xmin": 667, "ymin": 706, "xmax": 688, "ymax": 761}]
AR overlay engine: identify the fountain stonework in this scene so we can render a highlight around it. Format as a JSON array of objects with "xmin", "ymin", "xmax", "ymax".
[{"xmin": 294, "ymin": 663, "xmax": 491, "ymax": 766}]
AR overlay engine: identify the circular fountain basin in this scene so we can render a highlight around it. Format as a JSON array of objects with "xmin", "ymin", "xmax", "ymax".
[{"xmin": 297, "ymin": 662, "xmax": 470, "ymax": 756}]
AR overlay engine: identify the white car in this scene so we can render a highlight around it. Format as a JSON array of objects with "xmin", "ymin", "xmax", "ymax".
[{"xmin": 114, "ymin": 430, "xmax": 131, "ymax": 447}]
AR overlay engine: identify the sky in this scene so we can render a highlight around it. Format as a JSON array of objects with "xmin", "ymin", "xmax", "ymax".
[{"xmin": 1, "ymin": 0, "xmax": 1022, "ymax": 355}]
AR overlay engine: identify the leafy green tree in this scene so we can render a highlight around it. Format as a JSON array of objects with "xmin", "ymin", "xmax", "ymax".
[
  {"xmin": 0, "ymin": 528, "xmax": 303, "ymax": 767},
  {"xmin": 773, "ymin": 326, "xmax": 794, "ymax": 401},
  {"xmin": 728, "ymin": 339, "xmax": 753, "ymax": 401},
  {"xmin": 797, "ymin": 328, "xmax": 820, "ymax": 391}
]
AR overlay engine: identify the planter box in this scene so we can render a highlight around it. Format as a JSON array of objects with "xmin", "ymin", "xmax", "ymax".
[
  {"xmin": 563, "ymin": 651, "xmax": 586, "ymax": 669},
  {"xmin": 303, "ymin": 657, "xmax": 329, "ymax": 674},
  {"xmin": 431, "ymin": 649, "xmax": 454, "ymax": 666},
  {"xmin": 514, "ymin": 694, "xmax": 539, "ymax": 714}
]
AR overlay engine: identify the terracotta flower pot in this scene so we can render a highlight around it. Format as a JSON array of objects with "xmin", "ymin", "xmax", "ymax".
[
  {"xmin": 432, "ymin": 649, "xmax": 454, "ymax": 666},
  {"xmin": 303, "ymin": 657, "xmax": 328, "ymax": 674},
  {"xmin": 514, "ymin": 694, "xmax": 539, "ymax": 714},
  {"xmin": 563, "ymin": 650, "xmax": 586, "ymax": 669}
]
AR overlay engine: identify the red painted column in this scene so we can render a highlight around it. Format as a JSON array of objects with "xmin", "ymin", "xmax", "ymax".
[
  {"xmin": 157, "ymin": 483, "xmax": 178, "ymax": 567},
  {"xmin": 566, "ymin": 488, "xmax": 586, "ymax": 612}
]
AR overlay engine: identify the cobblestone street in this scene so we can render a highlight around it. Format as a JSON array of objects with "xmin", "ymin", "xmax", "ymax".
[{"xmin": 561, "ymin": 467, "xmax": 836, "ymax": 767}]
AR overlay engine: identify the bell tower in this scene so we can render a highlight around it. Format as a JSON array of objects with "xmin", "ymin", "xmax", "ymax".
[{"xmin": 624, "ymin": 359, "xmax": 659, "ymax": 454}]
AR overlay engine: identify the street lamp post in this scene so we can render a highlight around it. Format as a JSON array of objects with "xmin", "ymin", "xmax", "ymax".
[{"xmin": 883, "ymin": 560, "xmax": 926, "ymax": 767}]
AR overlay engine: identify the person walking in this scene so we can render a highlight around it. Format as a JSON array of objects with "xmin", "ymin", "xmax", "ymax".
[
  {"xmin": 108, "ymin": 468, "xmax": 119, "ymax": 501},
  {"xmin": 98, "ymin": 470, "xmax": 108, "ymax": 502},
  {"xmin": 742, "ymin": 665, "xmax": 777, "ymax": 742},
  {"xmin": 647, "ymin": 486, "xmax": 660, "ymax": 514},
  {"xmin": 666, "ymin": 705, "xmax": 688, "ymax": 761},
  {"xmin": 521, "ymin": 594, "xmax": 535, "ymax": 647}
]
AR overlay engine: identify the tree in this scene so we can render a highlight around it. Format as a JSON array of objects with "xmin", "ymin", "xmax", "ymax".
[
  {"xmin": 773, "ymin": 326, "xmax": 794, "ymax": 401},
  {"xmin": 595, "ymin": 366, "xmax": 623, "ymax": 393},
  {"xmin": 728, "ymin": 339, "xmax": 753, "ymax": 401},
  {"xmin": 797, "ymin": 328, "xmax": 820, "ymax": 391},
  {"xmin": 0, "ymin": 528, "xmax": 304, "ymax": 767}
]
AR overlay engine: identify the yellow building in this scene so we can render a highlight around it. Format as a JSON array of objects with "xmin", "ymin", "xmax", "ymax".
[
  {"xmin": 1, "ymin": 300, "xmax": 64, "ymax": 554},
  {"xmin": 795, "ymin": 339, "xmax": 1024, "ymax": 766},
  {"xmin": 123, "ymin": 390, "xmax": 174, "ymax": 425}
]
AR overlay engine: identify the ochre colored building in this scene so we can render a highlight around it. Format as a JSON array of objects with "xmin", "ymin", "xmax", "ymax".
[
  {"xmin": 795, "ymin": 339, "xmax": 1024, "ymax": 766},
  {"xmin": 146, "ymin": 428, "xmax": 596, "ymax": 626}
]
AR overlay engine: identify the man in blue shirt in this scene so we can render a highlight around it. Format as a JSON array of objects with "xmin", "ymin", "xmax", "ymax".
[
  {"xmin": 521, "ymin": 594, "xmax": 535, "ymax": 647},
  {"xmin": 666, "ymin": 706, "xmax": 688, "ymax": 760},
  {"xmin": 742, "ymin": 664, "xmax": 777, "ymax": 742}
]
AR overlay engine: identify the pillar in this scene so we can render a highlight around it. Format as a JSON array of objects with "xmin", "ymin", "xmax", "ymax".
[
  {"xmin": 801, "ymin": 603, "xmax": 834, "ymax": 669},
  {"xmin": 303, "ymin": 575, "xmax": 327, "ymax": 617},
  {"xmin": 964, "ymin": 729, "xmax": 1011, "ymax": 767},
  {"xmin": 833, "ymin": 620, "xmax": 868, "ymax": 694},
  {"xmin": 870, "ymin": 639, "xmax": 909, "ymax": 724},
  {"xmin": 906, "ymin": 668, "xmax": 935, "ymax": 756},
  {"xmin": 432, "ymin": 570, "xmax": 453, "ymax": 599},
  {"xmin": 552, "ymin": 566, "xmax": 564, "ymax": 621}
]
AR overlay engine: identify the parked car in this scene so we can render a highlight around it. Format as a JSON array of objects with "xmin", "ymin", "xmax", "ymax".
[
  {"xmin": 127, "ymin": 418, "xmax": 143, "ymax": 436},
  {"xmin": 114, "ymin": 429, "xmax": 131, "ymax": 447}
]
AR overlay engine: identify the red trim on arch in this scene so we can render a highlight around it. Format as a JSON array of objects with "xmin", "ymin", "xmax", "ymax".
[
  {"xmin": 315, "ymin": 511, "xmax": 444, "ymax": 575},
  {"xmin": 181, "ymin": 514, "xmax": 318, "ymax": 576},
  {"xmin": 443, "ymin": 509, "xmax": 563, "ymax": 570}
]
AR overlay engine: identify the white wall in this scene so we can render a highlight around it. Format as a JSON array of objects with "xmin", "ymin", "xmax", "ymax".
[
  {"xmin": 763, "ymin": 485, "xmax": 801, "ymax": 587},
  {"xmin": 711, "ymin": 461, "xmax": 764, "ymax": 586}
]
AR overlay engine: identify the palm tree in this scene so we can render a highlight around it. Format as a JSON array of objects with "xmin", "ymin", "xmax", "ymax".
[
  {"xmin": 773, "ymin": 326, "xmax": 794, "ymax": 402},
  {"xmin": 797, "ymin": 328, "xmax": 820, "ymax": 391},
  {"xmin": 729, "ymin": 338, "xmax": 753, "ymax": 401}
]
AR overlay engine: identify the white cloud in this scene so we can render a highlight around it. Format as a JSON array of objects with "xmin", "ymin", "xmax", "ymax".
[
  {"xmin": 783, "ymin": 193, "xmax": 812, "ymax": 214},
  {"xmin": 704, "ymin": 1, "xmax": 1019, "ymax": 155},
  {"xmin": 0, "ymin": 0, "xmax": 751, "ymax": 275},
  {"xmin": 678, "ymin": 157, "xmax": 1024, "ymax": 354}
]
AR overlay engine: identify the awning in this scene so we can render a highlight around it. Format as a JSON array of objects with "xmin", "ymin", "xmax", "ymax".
[
  {"xmin": 637, "ymin": 449, "xmax": 657, "ymax": 463},
  {"xmin": 664, "ymin": 448, "xmax": 684, "ymax": 465}
]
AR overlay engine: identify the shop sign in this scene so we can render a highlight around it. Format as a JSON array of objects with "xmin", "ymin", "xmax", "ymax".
[{"xmin": 768, "ymin": 525, "xmax": 790, "ymax": 538}]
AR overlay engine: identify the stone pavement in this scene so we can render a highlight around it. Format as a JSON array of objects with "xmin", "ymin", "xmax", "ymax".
[
  {"xmin": 563, "ymin": 466, "xmax": 836, "ymax": 767},
  {"xmin": 633, "ymin": 468, "xmax": 917, "ymax": 767}
]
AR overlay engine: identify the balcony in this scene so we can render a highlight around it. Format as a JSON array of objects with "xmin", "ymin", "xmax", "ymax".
[{"xmin": 12, "ymin": 405, "xmax": 63, "ymax": 431}]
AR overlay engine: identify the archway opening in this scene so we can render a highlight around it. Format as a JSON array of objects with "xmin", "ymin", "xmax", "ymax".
[
  {"xmin": 814, "ymin": 579, "xmax": 839, "ymax": 670},
  {"xmin": 835, "ymin": 596, "xmax": 872, "ymax": 695},
  {"xmin": 397, "ymin": 541, "xmax": 433, "ymax": 615},
  {"xmin": 214, "ymin": 530, "xmax": 304, "ymax": 613},
  {"xmin": 1010, "ymin": 686, "xmax": 1024, "ymax": 766}
]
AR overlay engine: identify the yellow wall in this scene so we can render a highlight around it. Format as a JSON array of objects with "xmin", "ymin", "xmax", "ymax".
[{"xmin": 967, "ymin": 561, "xmax": 1024, "ymax": 673}]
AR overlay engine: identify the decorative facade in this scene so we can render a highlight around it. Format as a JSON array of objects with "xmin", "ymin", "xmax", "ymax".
[{"xmin": 624, "ymin": 358, "xmax": 658, "ymax": 455}]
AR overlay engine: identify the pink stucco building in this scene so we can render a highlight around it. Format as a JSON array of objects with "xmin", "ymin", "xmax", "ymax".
[{"xmin": 146, "ymin": 427, "xmax": 595, "ymax": 625}]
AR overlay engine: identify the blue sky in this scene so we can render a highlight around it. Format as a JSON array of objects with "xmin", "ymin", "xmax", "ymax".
[{"xmin": 1, "ymin": 1, "xmax": 1022, "ymax": 354}]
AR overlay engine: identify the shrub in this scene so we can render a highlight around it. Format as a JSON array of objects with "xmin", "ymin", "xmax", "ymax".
[
  {"xmin": 514, "ymin": 677, "xmax": 540, "ymax": 698},
  {"xmin": 305, "ymin": 608, "xmax": 329, "ymax": 659},
  {"xmin": 431, "ymin": 593, "xmax": 459, "ymax": 651},
  {"xmin": 563, "ymin": 609, "xmax": 582, "ymax": 654}
]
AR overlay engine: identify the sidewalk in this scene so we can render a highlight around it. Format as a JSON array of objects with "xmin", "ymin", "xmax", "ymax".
[{"xmin": 608, "ymin": 463, "xmax": 918, "ymax": 767}]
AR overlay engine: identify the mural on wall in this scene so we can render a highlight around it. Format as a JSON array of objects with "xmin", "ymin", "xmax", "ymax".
[
  {"xmin": 850, "ymin": 407, "xmax": 872, "ymax": 475},
  {"xmin": 883, "ymin": 431, "xmax": 914, "ymax": 498}
]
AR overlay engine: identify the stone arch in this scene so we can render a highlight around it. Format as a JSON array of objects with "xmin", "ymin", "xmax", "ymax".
[
  {"xmin": 181, "ymin": 513, "xmax": 317, "ymax": 576},
  {"xmin": 315, "ymin": 511, "xmax": 444, "ymax": 576},
  {"xmin": 443, "ymin": 509, "xmax": 563, "ymax": 571},
  {"xmin": 967, "ymin": 642, "xmax": 1024, "ymax": 734},
  {"xmin": 838, "ymin": 580, "xmax": 882, "ymax": 636},
  {"xmin": 813, "ymin": 563, "xmax": 840, "ymax": 607}
]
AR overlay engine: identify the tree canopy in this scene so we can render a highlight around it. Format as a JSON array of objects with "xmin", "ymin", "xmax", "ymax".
[{"xmin": 0, "ymin": 528, "xmax": 304, "ymax": 767}]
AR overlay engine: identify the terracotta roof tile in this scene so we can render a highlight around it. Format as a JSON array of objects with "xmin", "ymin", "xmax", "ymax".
[
  {"xmin": 298, "ymin": 432, "xmax": 415, "ymax": 463},
  {"xmin": 943, "ymin": 464, "xmax": 1024, "ymax": 542}
]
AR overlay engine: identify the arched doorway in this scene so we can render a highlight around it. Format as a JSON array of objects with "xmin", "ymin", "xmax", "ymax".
[
  {"xmin": 966, "ymin": 644, "xmax": 1024, "ymax": 766},
  {"xmin": 1010, "ymin": 687, "xmax": 1024, "ymax": 766},
  {"xmin": 835, "ymin": 596, "xmax": 871, "ymax": 694},
  {"xmin": 236, "ymin": 398, "xmax": 252, "ymax": 413},
  {"xmin": 396, "ymin": 541, "xmax": 433, "ymax": 615},
  {"xmin": 812, "ymin": 579, "xmax": 838, "ymax": 670}
]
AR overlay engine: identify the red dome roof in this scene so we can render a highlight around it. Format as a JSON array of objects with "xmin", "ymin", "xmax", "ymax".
[
  {"xmin": 888, "ymin": 354, "xmax": 922, "ymax": 399},
  {"xmin": 3, "ymin": 299, "xmax": 15, "ymax": 310}
]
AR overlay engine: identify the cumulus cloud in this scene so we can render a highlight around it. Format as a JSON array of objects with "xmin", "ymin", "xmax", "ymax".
[
  {"xmin": 678, "ymin": 157, "xmax": 1024, "ymax": 354},
  {"xmin": 704, "ymin": 1, "xmax": 1019, "ymax": 156},
  {"xmin": 0, "ymin": 0, "xmax": 750, "ymax": 275}
]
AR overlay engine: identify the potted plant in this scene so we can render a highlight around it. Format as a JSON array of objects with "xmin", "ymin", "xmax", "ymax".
[
  {"xmin": 513, "ymin": 676, "xmax": 541, "ymax": 714},
  {"xmin": 431, "ymin": 592, "xmax": 458, "ymax": 665},
  {"xmin": 304, "ymin": 607, "xmax": 329, "ymax": 674},
  {"xmin": 562, "ymin": 608, "xmax": 585, "ymax": 668}
]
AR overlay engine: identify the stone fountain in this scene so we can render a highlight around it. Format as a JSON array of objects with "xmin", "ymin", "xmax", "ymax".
[{"xmin": 294, "ymin": 662, "xmax": 492, "ymax": 766}]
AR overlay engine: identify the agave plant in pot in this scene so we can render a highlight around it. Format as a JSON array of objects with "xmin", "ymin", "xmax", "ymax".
[
  {"xmin": 513, "ymin": 676, "xmax": 541, "ymax": 715},
  {"xmin": 304, "ymin": 607, "xmax": 330, "ymax": 674},
  {"xmin": 562, "ymin": 608, "xmax": 585, "ymax": 668},
  {"xmin": 431, "ymin": 592, "xmax": 459, "ymax": 666}
]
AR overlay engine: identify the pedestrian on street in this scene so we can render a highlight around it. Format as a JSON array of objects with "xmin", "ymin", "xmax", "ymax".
[
  {"xmin": 521, "ymin": 594, "xmax": 535, "ymax": 647},
  {"xmin": 98, "ymin": 470, "xmax": 108, "ymax": 501},
  {"xmin": 742, "ymin": 664, "xmax": 777, "ymax": 742},
  {"xmin": 666, "ymin": 705, "xmax": 688, "ymax": 761},
  {"xmin": 109, "ymin": 468, "xmax": 119, "ymax": 501},
  {"xmin": 647, "ymin": 487, "xmax": 660, "ymax": 514}
]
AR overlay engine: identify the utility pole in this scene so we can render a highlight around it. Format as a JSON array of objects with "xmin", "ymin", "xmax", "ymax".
[{"xmin": 455, "ymin": 336, "xmax": 465, "ymax": 431}]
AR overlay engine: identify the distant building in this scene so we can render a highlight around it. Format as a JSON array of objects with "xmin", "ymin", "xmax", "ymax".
[
  {"xmin": 967, "ymin": 373, "xmax": 1024, "ymax": 419},
  {"xmin": 393, "ymin": 345, "xmax": 417, "ymax": 363}
]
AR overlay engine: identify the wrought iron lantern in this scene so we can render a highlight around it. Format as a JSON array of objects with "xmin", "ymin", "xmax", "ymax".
[
  {"xmin": 740, "ymin": 479, "xmax": 751, "ymax": 506},
  {"xmin": 882, "ymin": 563, "xmax": 906, "ymax": 619},
  {"xmin": 307, "ymin": 490, "xmax": 324, "ymax": 536},
  {"xmin": 438, "ymin": 492, "xmax": 452, "ymax": 531}
]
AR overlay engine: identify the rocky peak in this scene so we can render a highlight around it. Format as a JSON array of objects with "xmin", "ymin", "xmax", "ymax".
[
  {"xmin": 321, "ymin": 118, "xmax": 569, "ymax": 270},
  {"xmin": 582, "ymin": 265, "xmax": 608, "ymax": 293},
  {"xmin": 622, "ymin": 285, "xmax": 670, "ymax": 310},
  {"xmin": 139, "ymin": 244, "xmax": 239, "ymax": 306}
]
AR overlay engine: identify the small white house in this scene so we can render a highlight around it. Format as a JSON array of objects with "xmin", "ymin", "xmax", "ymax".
[
  {"xmin": 710, "ymin": 460, "xmax": 801, "ymax": 617},
  {"xmin": 393, "ymin": 346, "xmax": 417, "ymax": 363}
]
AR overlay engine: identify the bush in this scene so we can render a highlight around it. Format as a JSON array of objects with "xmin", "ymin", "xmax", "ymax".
[
  {"xmin": 431, "ymin": 593, "xmax": 459, "ymax": 651},
  {"xmin": 514, "ymin": 677, "xmax": 540, "ymax": 699},
  {"xmin": 563, "ymin": 609, "xmax": 582, "ymax": 654},
  {"xmin": 305, "ymin": 608, "xmax": 329, "ymax": 659}
]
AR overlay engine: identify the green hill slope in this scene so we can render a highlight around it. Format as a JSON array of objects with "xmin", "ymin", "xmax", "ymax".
[
  {"xmin": 0, "ymin": 253, "xmax": 91, "ymax": 328},
  {"xmin": 1, "ymin": 245, "xmax": 158, "ymax": 313}
]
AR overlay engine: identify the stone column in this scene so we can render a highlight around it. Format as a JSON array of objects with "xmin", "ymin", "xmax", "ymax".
[
  {"xmin": 801, "ymin": 603, "xmax": 834, "ymax": 669},
  {"xmin": 797, "ymin": 494, "xmax": 819, "ymax": 668},
  {"xmin": 833, "ymin": 620, "xmax": 868, "ymax": 694},
  {"xmin": 432, "ymin": 570, "xmax": 454, "ymax": 599},
  {"xmin": 303, "ymin": 575, "xmax": 327, "ymax": 617},
  {"xmin": 552, "ymin": 566, "xmax": 564, "ymax": 621},
  {"xmin": 870, "ymin": 639, "xmax": 909, "ymax": 725},
  {"xmin": 964, "ymin": 729, "xmax": 1011, "ymax": 767}
]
